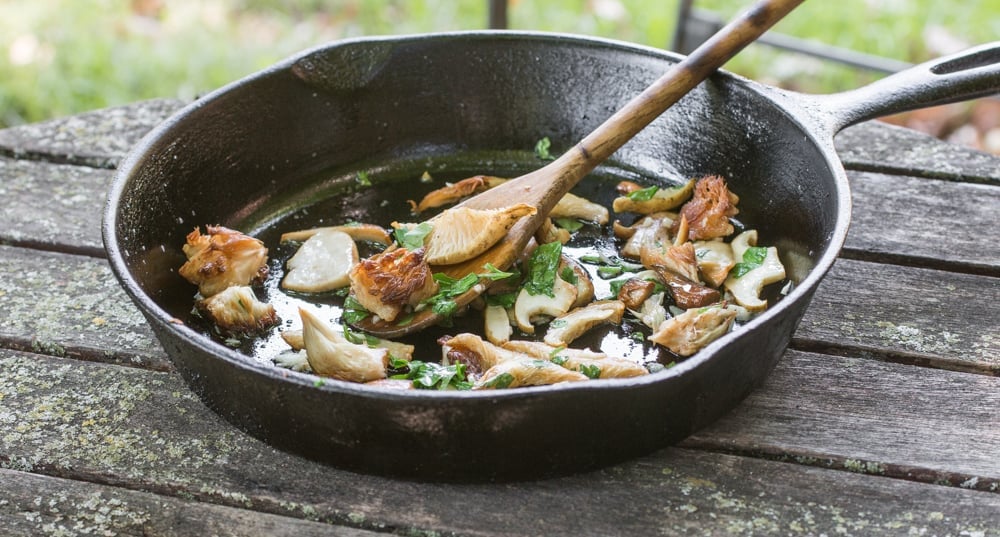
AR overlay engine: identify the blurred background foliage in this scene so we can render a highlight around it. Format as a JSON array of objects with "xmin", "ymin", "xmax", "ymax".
[{"xmin": 1, "ymin": 0, "xmax": 998, "ymax": 150}]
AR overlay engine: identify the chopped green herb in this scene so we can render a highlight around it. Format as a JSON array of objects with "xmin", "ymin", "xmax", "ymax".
[
  {"xmin": 627, "ymin": 185, "xmax": 659, "ymax": 201},
  {"xmin": 534, "ymin": 137, "xmax": 554, "ymax": 160},
  {"xmin": 549, "ymin": 319, "xmax": 568, "ymax": 328},
  {"xmin": 732, "ymin": 246, "xmax": 768, "ymax": 278},
  {"xmin": 313, "ymin": 378, "xmax": 326, "ymax": 387},
  {"xmin": 394, "ymin": 222, "xmax": 433, "ymax": 250},
  {"xmin": 579, "ymin": 364, "xmax": 601, "ymax": 379},
  {"xmin": 333, "ymin": 287, "xmax": 350, "ymax": 297},
  {"xmin": 524, "ymin": 241, "xmax": 563, "ymax": 297},
  {"xmin": 392, "ymin": 360, "xmax": 472, "ymax": 390},
  {"xmin": 341, "ymin": 296, "xmax": 370, "ymax": 324},
  {"xmin": 553, "ymin": 217, "xmax": 584, "ymax": 232},
  {"xmin": 579, "ymin": 254, "xmax": 603, "ymax": 265},
  {"xmin": 597, "ymin": 265, "xmax": 624, "ymax": 279},
  {"xmin": 549, "ymin": 346, "xmax": 566, "ymax": 358},
  {"xmin": 394, "ymin": 313, "xmax": 415, "ymax": 326},
  {"xmin": 560, "ymin": 266, "xmax": 578, "ymax": 285},
  {"xmin": 482, "ymin": 372, "xmax": 515, "ymax": 389},
  {"xmin": 388, "ymin": 355, "xmax": 410, "ymax": 370},
  {"xmin": 551, "ymin": 355, "xmax": 568, "ymax": 366},
  {"xmin": 631, "ymin": 331, "xmax": 646, "ymax": 342},
  {"xmin": 356, "ymin": 171, "xmax": 372, "ymax": 187},
  {"xmin": 486, "ymin": 291, "xmax": 518, "ymax": 308},
  {"xmin": 480, "ymin": 263, "xmax": 515, "ymax": 281}
]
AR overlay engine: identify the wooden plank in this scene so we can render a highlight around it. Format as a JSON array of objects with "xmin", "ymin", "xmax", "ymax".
[
  {"xmin": 4, "ymin": 242, "xmax": 995, "ymax": 373},
  {"xmin": 0, "ymin": 245, "xmax": 168, "ymax": 371},
  {"xmin": 0, "ymin": 157, "xmax": 111, "ymax": 256},
  {"xmin": 844, "ymin": 170, "xmax": 1000, "ymax": 275},
  {"xmin": 0, "ymin": 348, "xmax": 998, "ymax": 536},
  {"xmin": 794, "ymin": 258, "xmax": 1000, "ymax": 373},
  {"xmin": 684, "ymin": 349, "xmax": 1000, "ymax": 491},
  {"xmin": 836, "ymin": 121, "xmax": 1000, "ymax": 185},
  {"xmin": 0, "ymin": 99, "xmax": 185, "ymax": 169},
  {"xmin": 0, "ymin": 469, "xmax": 377, "ymax": 537}
]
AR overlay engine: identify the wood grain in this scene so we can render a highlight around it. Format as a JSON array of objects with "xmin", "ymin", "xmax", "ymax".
[
  {"xmin": 0, "ymin": 469, "xmax": 378, "ymax": 537},
  {"xmin": 0, "ymin": 98, "xmax": 185, "ymax": 169},
  {"xmin": 844, "ymin": 170, "xmax": 1000, "ymax": 275},
  {"xmin": 1, "ymin": 348, "xmax": 998, "ymax": 536}
]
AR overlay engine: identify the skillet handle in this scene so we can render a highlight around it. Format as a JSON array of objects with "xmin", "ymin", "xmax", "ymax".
[{"xmin": 806, "ymin": 41, "xmax": 1000, "ymax": 133}]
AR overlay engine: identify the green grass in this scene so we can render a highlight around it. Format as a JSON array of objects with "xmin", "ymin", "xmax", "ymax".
[{"xmin": 1, "ymin": 0, "xmax": 996, "ymax": 128}]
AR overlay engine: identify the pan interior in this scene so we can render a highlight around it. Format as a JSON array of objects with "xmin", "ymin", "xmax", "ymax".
[{"xmin": 113, "ymin": 33, "xmax": 839, "ymax": 368}]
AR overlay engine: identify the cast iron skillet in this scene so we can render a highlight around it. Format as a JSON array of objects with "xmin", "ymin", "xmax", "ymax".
[{"xmin": 104, "ymin": 32, "xmax": 1000, "ymax": 481}]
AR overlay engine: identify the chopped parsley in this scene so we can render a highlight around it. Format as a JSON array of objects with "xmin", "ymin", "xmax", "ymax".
[
  {"xmin": 626, "ymin": 185, "xmax": 659, "ymax": 201},
  {"xmin": 534, "ymin": 137, "xmax": 555, "ymax": 160},
  {"xmin": 393, "ymin": 360, "xmax": 472, "ymax": 390},
  {"xmin": 394, "ymin": 222, "xmax": 433, "ymax": 250},
  {"xmin": 356, "ymin": 171, "xmax": 372, "ymax": 187},
  {"xmin": 732, "ymin": 246, "xmax": 768, "ymax": 278},
  {"xmin": 579, "ymin": 364, "xmax": 601, "ymax": 379},
  {"xmin": 524, "ymin": 241, "xmax": 563, "ymax": 297},
  {"xmin": 553, "ymin": 217, "xmax": 584, "ymax": 232},
  {"xmin": 341, "ymin": 296, "xmax": 371, "ymax": 324},
  {"xmin": 486, "ymin": 291, "xmax": 518, "ymax": 308},
  {"xmin": 481, "ymin": 372, "xmax": 515, "ymax": 389},
  {"xmin": 421, "ymin": 264, "xmax": 515, "ymax": 322}
]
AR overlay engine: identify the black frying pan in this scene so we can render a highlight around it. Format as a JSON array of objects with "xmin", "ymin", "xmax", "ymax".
[{"xmin": 104, "ymin": 32, "xmax": 1000, "ymax": 481}]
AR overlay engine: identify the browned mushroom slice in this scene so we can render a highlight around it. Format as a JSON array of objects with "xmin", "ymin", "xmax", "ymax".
[
  {"xmin": 639, "ymin": 240, "xmax": 701, "ymax": 283},
  {"xmin": 348, "ymin": 248, "xmax": 439, "ymax": 322},
  {"xmin": 693, "ymin": 239, "xmax": 736, "ymax": 288},
  {"xmin": 619, "ymin": 213, "xmax": 675, "ymax": 259},
  {"xmin": 551, "ymin": 192, "xmax": 610, "ymax": 224},
  {"xmin": 612, "ymin": 178, "xmax": 695, "ymax": 215},
  {"xmin": 617, "ymin": 277, "xmax": 657, "ymax": 311},
  {"xmin": 195, "ymin": 285, "xmax": 279, "ymax": 337},
  {"xmin": 407, "ymin": 175, "xmax": 504, "ymax": 213},
  {"xmin": 474, "ymin": 358, "xmax": 588, "ymax": 389},
  {"xmin": 657, "ymin": 271, "xmax": 721, "ymax": 310},
  {"xmin": 179, "ymin": 225, "xmax": 268, "ymax": 297},
  {"xmin": 649, "ymin": 304, "xmax": 738, "ymax": 356},
  {"xmin": 543, "ymin": 300, "xmax": 625, "ymax": 348},
  {"xmin": 299, "ymin": 307, "xmax": 388, "ymax": 383},
  {"xmin": 441, "ymin": 333, "xmax": 523, "ymax": 379},
  {"xmin": 502, "ymin": 340, "xmax": 648, "ymax": 379},
  {"xmin": 671, "ymin": 175, "xmax": 739, "ymax": 241},
  {"xmin": 404, "ymin": 203, "xmax": 536, "ymax": 266}
]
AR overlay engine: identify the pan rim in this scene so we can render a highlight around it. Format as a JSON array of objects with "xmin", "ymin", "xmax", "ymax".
[{"xmin": 103, "ymin": 30, "xmax": 851, "ymax": 401}]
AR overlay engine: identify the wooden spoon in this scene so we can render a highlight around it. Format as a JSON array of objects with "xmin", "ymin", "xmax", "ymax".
[{"xmin": 357, "ymin": 0, "xmax": 805, "ymax": 337}]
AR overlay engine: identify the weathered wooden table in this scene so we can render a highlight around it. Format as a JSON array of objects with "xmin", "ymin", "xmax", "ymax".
[{"xmin": 1, "ymin": 98, "xmax": 998, "ymax": 536}]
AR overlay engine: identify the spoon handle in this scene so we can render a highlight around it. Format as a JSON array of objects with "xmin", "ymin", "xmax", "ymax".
[{"xmin": 553, "ymin": 0, "xmax": 806, "ymax": 192}]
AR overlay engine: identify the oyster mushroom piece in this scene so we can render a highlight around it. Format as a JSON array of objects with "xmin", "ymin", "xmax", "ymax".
[
  {"xmin": 723, "ymin": 230, "xmax": 786, "ymax": 312},
  {"xmin": 502, "ymin": 340, "xmax": 648, "ymax": 379},
  {"xmin": 280, "ymin": 223, "xmax": 392, "ymax": 246},
  {"xmin": 560, "ymin": 256, "xmax": 595, "ymax": 309},
  {"xmin": 299, "ymin": 307, "xmax": 388, "ymax": 383},
  {"xmin": 617, "ymin": 276, "xmax": 658, "ymax": 311},
  {"xmin": 671, "ymin": 175, "xmax": 739, "ymax": 241},
  {"xmin": 612, "ymin": 178, "xmax": 696, "ymax": 215},
  {"xmin": 281, "ymin": 229, "xmax": 359, "ymax": 293},
  {"xmin": 513, "ymin": 277, "xmax": 578, "ymax": 334},
  {"xmin": 649, "ymin": 304, "xmax": 738, "ymax": 356},
  {"xmin": 408, "ymin": 175, "xmax": 502, "ymax": 214},
  {"xmin": 195, "ymin": 285, "xmax": 279, "ymax": 337},
  {"xmin": 657, "ymin": 270, "xmax": 721, "ymax": 310},
  {"xmin": 618, "ymin": 213, "xmax": 675, "ymax": 259},
  {"xmin": 398, "ymin": 203, "xmax": 537, "ymax": 266},
  {"xmin": 474, "ymin": 358, "xmax": 589, "ymax": 389},
  {"xmin": 640, "ymin": 240, "xmax": 701, "ymax": 283},
  {"xmin": 694, "ymin": 239, "xmax": 736, "ymax": 288},
  {"xmin": 629, "ymin": 291, "xmax": 668, "ymax": 331},
  {"xmin": 544, "ymin": 300, "xmax": 626, "ymax": 347},
  {"xmin": 441, "ymin": 332, "xmax": 523, "ymax": 379},
  {"xmin": 484, "ymin": 304, "xmax": 513, "ymax": 345},
  {"xmin": 281, "ymin": 328, "xmax": 415, "ymax": 362},
  {"xmin": 348, "ymin": 247, "xmax": 439, "ymax": 323},
  {"xmin": 179, "ymin": 225, "xmax": 269, "ymax": 297},
  {"xmin": 551, "ymin": 192, "xmax": 610, "ymax": 224}
]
